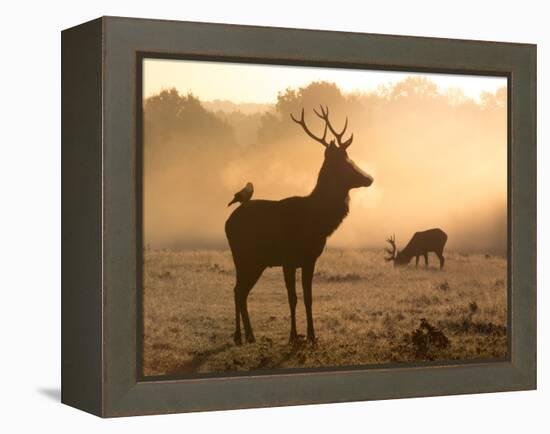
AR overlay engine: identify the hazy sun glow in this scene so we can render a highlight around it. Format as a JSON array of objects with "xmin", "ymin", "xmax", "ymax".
[
  {"xmin": 143, "ymin": 58, "xmax": 506, "ymax": 104},
  {"xmin": 142, "ymin": 58, "xmax": 507, "ymax": 253}
]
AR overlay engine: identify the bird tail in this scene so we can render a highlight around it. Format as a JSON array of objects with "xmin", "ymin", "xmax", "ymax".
[{"xmin": 227, "ymin": 198, "xmax": 238, "ymax": 207}]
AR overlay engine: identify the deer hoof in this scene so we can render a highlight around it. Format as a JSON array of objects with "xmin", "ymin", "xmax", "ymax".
[
  {"xmin": 246, "ymin": 334, "xmax": 256, "ymax": 344},
  {"xmin": 307, "ymin": 335, "xmax": 317, "ymax": 346},
  {"xmin": 233, "ymin": 333, "xmax": 242, "ymax": 346},
  {"xmin": 288, "ymin": 333, "xmax": 301, "ymax": 345}
]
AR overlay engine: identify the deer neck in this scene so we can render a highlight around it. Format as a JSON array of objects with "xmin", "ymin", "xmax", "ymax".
[
  {"xmin": 399, "ymin": 246, "xmax": 414, "ymax": 262},
  {"xmin": 309, "ymin": 172, "xmax": 350, "ymax": 237}
]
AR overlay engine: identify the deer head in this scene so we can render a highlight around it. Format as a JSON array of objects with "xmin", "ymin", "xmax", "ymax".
[
  {"xmin": 291, "ymin": 106, "xmax": 373, "ymax": 192},
  {"xmin": 385, "ymin": 235, "xmax": 407, "ymax": 265}
]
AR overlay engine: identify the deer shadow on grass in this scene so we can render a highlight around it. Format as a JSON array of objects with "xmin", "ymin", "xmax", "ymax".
[
  {"xmin": 169, "ymin": 336, "xmax": 318, "ymax": 373},
  {"xmin": 246, "ymin": 335, "xmax": 325, "ymax": 371},
  {"xmin": 167, "ymin": 343, "xmax": 233, "ymax": 375}
]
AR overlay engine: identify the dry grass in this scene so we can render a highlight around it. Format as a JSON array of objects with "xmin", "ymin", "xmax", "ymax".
[{"xmin": 142, "ymin": 249, "xmax": 507, "ymax": 377}]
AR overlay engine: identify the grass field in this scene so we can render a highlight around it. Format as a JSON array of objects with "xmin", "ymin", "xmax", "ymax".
[{"xmin": 142, "ymin": 248, "xmax": 507, "ymax": 377}]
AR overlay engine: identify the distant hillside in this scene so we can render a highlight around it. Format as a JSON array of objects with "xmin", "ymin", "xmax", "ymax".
[{"xmin": 203, "ymin": 100, "xmax": 273, "ymax": 115}]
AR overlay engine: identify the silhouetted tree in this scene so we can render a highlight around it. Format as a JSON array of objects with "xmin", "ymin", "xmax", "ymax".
[
  {"xmin": 480, "ymin": 86, "xmax": 507, "ymax": 109},
  {"xmin": 258, "ymin": 81, "xmax": 363, "ymax": 143},
  {"xmin": 143, "ymin": 88, "xmax": 236, "ymax": 168}
]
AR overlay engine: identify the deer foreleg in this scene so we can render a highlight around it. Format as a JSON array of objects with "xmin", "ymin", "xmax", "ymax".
[
  {"xmin": 301, "ymin": 262, "xmax": 316, "ymax": 343},
  {"xmin": 283, "ymin": 265, "xmax": 298, "ymax": 343}
]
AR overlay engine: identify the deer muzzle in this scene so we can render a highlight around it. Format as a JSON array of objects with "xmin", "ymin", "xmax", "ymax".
[
  {"xmin": 349, "ymin": 160, "xmax": 373, "ymax": 187},
  {"xmin": 360, "ymin": 172, "xmax": 374, "ymax": 187}
]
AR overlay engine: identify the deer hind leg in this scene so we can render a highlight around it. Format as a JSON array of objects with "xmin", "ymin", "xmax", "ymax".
[
  {"xmin": 235, "ymin": 266, "xmax": 264, "ymax": 344},
  {"xmin": 283, "ymin": 265, "xmax": 298, "ymax": 344},
  {"xmin": 415, "ymin": 256, "xmax": 419, "ymax": 268},
  {"xmin": 301, "ymin": 261, "xmax": 316, "ymax": 343},
  {"xmin": 436, "ymin": 250, "xmax": 445, "ymax": 269},
  {"xmin": 240, "ymin": 295, "xmax": 255, "ymax": 344},
  {"xmin": 233, "ymin": 286, "xmax": 242, "ymax": 345},
  {"xmin": 424, "ymin": 253, "xmax": 429, "ymax": 268}
]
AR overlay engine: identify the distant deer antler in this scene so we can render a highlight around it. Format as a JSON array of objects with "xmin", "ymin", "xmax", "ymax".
[{"xmin": 385, "ymin": 234, "xmax": 397, "ymax": 261}]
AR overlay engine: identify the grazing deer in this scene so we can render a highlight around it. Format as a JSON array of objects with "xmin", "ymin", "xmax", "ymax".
[
  {"xmin": 385, "ymin": 228, "xmax": 448, "ymax": 269},
  {"xmin": 225, "ymin": 106, "xmax": 373, "ymax": 345}
]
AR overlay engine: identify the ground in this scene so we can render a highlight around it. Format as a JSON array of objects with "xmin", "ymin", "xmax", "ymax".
[{"xmin": 142, "ymin": 249, "xmax": 507, "ymax": 377}]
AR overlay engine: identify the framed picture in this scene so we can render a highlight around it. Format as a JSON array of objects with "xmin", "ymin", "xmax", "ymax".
[{"xmin": 61, "ymin": 16, "xmax": 536, "ymax": 417}]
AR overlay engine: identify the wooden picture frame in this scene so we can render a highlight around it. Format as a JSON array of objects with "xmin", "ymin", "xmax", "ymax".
[{"xmin": 61, "ymin": 16, "xmax": 536, "ymax": 417}]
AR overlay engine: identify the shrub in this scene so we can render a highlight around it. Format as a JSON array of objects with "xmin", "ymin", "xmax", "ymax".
[
  {"xmin": 468, "ymin": 301, "xmax": 478, "ymax": 321},
  {"xmin": 437, "ymin": 280, "xmax": 450, "ymax": 291},
  {"xmin": 315, "ymin": 271, "xmax": 362, "ymax": 282},
  {"xmin": 411, "ymin": 319, "xmax": 450, "ymax": 360}
]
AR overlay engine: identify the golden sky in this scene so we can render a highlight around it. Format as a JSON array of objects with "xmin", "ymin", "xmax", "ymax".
[{"xmin": 143, "ymin": 58, "xmax": 506, "ymax": 104}]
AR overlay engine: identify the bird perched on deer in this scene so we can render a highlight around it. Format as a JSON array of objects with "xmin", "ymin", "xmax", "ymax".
[{"xmin": 227, "ymin": 182, "xmax": 254, "ymax": 207}]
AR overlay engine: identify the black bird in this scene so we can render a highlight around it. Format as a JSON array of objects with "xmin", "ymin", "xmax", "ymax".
[{"xmin": 227, "ymin": 182, "xmax": 254, "ymax": 207}]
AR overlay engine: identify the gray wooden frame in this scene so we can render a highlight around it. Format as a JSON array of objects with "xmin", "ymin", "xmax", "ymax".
[{"xmin": 61, "ymin": 16, "xmax": 536, "ymax": 417}]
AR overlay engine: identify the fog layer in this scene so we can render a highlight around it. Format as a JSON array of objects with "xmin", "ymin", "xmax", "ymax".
[{"xmin": 143, "ymin": 78, "xmax": 507, "ymax": 253}]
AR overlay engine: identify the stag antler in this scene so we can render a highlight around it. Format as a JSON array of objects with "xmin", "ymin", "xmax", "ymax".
[
  {"xmin": 290, "ymin": 106, "xmax": 354, "ymax": 149},
  {"xmin": 385, "ymin": 234, "xmax": 397, "ymax": 262},
  {"xmin": 290, "ymin": 108, "xmax": 329, "ymax": 147},
  {"xmin": 313, "ymin": 105, "xmax": 354, "ymax": 149}
]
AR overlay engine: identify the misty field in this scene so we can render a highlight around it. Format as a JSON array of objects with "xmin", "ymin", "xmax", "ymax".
[{"xmin": 142, "ymin": 249, "xmax": 507, "ymax": 377}]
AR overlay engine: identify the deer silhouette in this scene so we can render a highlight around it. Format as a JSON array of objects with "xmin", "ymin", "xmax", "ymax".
[
  {"xmin": 225, "ymin": 106, "xmax": 373, "ymax": 345},
  {"xmin": 385, "ymin": 228, "xmax": 448, "ymax": 269}
]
